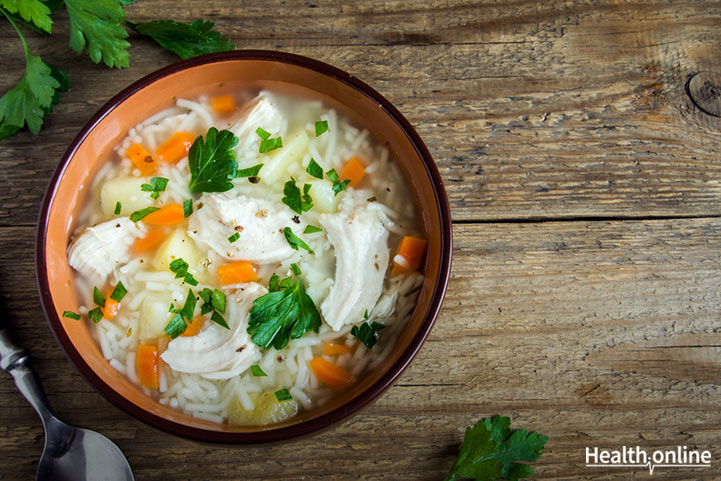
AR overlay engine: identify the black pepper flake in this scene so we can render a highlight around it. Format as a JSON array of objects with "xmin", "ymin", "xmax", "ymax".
[
  {"xmin": 234, "ymin": 225, "xmax": 244, "ymax": 232},
  {"xmin": 276, "ymin": 355, "xmax": 284, "ymax": 363},
  {"xmin": 115, "ymin": 223, "xmax": 121, "ymax": 228},
  {"xmin": 248, "ymin": 176, "xmax": 260, "ymax": 184},
  {"xmin": 236, "ymin": 345, "xmax": 246, "ymax": 352},
  {"xmin": 292, "ymin": 215, "xmax": 300, "ymax": 224}
]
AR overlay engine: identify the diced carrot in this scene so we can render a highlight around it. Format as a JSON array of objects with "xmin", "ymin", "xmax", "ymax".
[
  {"xmin": 156, "ymin": 132, "xmax": 195, "ymax": 163},
  {"xmin": 324, "ymin": 343, "xmax": 352, "ymax": 356},
  {"xmin": 217, "ymin": 261, "xmax": 258, "ymax": 285},
  {"xmin": 391, "ymin": 236, "xmax": 428, "ymax": 275},
  {"xmin": 132, "ymin": 228, "xmax": 166, "ymax": 252},
  {"xmin": 211, "ymin": 95, "xmax": 236, "ymax": 115},
  {"xmin": 101, "ymin": 288, "xmax": 119, "ymax": 319},
  {"xmin": 126, "ymin": 143, "xmax": 158, "ymax": 176},
  {"xmin": 142, "ymin": 204, "xmax": 185, "ymax": 226},
  {"xmin": 137, "ymin": 344, "xmax": 159, "ymax": 389},
  {"xmin": 181, "ymin": 315, "xmax": 204, "ymax": 337},
  {"xmin": 309, "ymin": 357, "xmax": 353, "ymax": 389},
  {"xmin": 340, "ymin": 157, "xmax": 366, "ymax": 187}
]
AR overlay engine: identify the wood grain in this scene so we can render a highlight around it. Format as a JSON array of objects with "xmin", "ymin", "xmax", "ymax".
[{"xmin": 2, "ymin": 0, "xmax": 721, "ymax": 480}]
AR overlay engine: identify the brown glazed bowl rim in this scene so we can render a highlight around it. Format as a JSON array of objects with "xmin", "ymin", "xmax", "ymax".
[{"xmin": 35, "ymin": 50, "xmax": 452, "ymax": 444}]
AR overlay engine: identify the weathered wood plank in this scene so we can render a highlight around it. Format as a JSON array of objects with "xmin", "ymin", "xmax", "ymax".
[
  {"xmin": 3, "ymin": 1, "xmax": 721, "ymax": 224},
  {"xmin": 1, "ymin": 218, "xmax": 720, "ymax": 480}
]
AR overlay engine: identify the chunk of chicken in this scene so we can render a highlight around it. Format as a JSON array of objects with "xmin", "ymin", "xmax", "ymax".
[
  {"xmin": 67, "ymin": 217, "xmax": 141, "ymax": 285},
  {"xmin": 231, "ymin": 92, "xmax": 283, "ymax": 145},
  {"xmin": 319, "ymin": 191, "xmax": 390, "ymax": 330},
  {"xmin": 160, "ymin": 283, "xmax": 265, "ymax": 380},
  {"xmin": 188, "ymin": 193, "xmax": 301, "ymax": 263}
]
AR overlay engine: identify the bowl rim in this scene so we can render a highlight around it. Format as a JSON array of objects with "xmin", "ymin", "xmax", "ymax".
[{"xmin": 35, "ymin": 50, "xmax": 453, "ymax": 444}]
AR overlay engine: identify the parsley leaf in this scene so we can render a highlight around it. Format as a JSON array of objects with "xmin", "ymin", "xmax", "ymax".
[
  {"xmin": 93, "ymin": 286, "xmax": 106, "ymax": 307},
  {"xmin": 198, "ymin": 287, "xmax": 229, "ymax": 329},
  {"xmin": 126, "ymin": 19, "xmax": 234, "ymax": 59},
  {"xmin": 255, "ymin": 127, "xmax": 270, "ymax": 140},
  {"xmin": 130, "ymin": 206, "xmax": 159, "ymax": 222},
  {"xmin": 0, "ymin": 12, "xmax": 68, "ymax": 138},
  {"xmin": 140, "ymin": 176, "xmax": 168, "ymax": 199},
  {"xmin": 306, "ymin": 158, "xmax": 323, "ymax": 179},
  {"xmin": 168, "ymin": 257, "xmax": 198, "ymax": 285},
  {"xmin": 274, "ymin": 387, "xmax": 292, "ymax": 401},
  {"xmin": 248, "ymin": 276, "xmax": 321, "ymax": 350},
  {"xmin": 183, "ymin": 198, "xmax": 193, "ymax": 218},
  {"xmin": 314, "ymin": 120, "xmax": 329, "ymax": 137},
  {"xmin": 283, "ymin": 227, "xmax": 314, "ymax": 254},
  {"xmin": 350, "ymin": 321, "xmax": 385, "ymax": 349},
  {"xmin": 326, "ymin": 169, "xmax": 350, "ymax": 196},
  {"xmin": 444, "ymin": 416, "xmax": 548, "ymax": 481},
  {"xmin": 88, "ymin": 307, "xmax": 103, "ymax": 323},
  {"xmin": 250, "ymin": 365, "xmax": 266, "ymax": 377},
  {"xmin": 236, "ymin": 163, "xmax": 263, "ymax": 178},
  {"xmin": 109, "ymin": 281, "xmax": 127, "ymax": 302},
  {"xmin": 64, "ymin": 0, "xmax": 130, "ymax": 68},
  {"xmin": 228, "ymin": 232, "xmax": 240, "ymax": 243},
  {"xmin": 1, "ymin": 0, "xmax": 53, "ymax": 33},
  {"xmin": 303, "ymin": 225, "xmax": 322, "ymax": 234},
  {"xmin": 188, "ymin": 127, "xmax": 239, "ymax": 193},
  {"xmin": 290, "ymin": 263, "xmax": 301, "ymax": 275},
  {"xmin": 62, "ymin": 310, "xmax": 81, "ymax": 320},
  {"xmin": 163, "ymin": 289, "xmax": 197, "ymax": 338},
  {"xmin": 282, "ymin": 177, "xmax": 313, "ymax": 215},
  {"xmin": 259, "ymin": 136, "xmax": 282, "ymax": 153},
  {"xmin": 113, "ymin": 201, "xmax": 122, "ymax": 215}
]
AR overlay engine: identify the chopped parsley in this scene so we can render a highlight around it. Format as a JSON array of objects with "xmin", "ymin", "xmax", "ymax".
[
  {"xmin": 169, "ymin": 258, "xmax": 198, "ymax": 286},
  {"xmin": 62, "ymin": 310, "xmax": 81, "ymax": 320},
  {"xmin": 303, "ymin": 225, "xmax": 322, "ymax": 234},
  {"xmin": 198, "ymin": 287, "xmax": 229, "ymax": 329},
  {"xmin": 259, "ymin": 136, "xmax": 282, "ymax": 153},
  {"xmin": 183, "ymin": 198, "xmax": 193, "ymax": 218},
  {"xmin": 351, "ymin": 321, "xmax": 385, "ymax": 349},
  {"xmin": 364, "ymin": 309, "xmax": 369, "ymax": 320},
  {"xmin": 130, "ymin": 206, "xmax": 160, "ymax": 222},
  {"xmin": 283, "ymin": 227, "xmax": 314, "ymax": 254},
  {"xmin": 114, "ymin": 201, "xmax": 122, "ymax": 215},
  {"xmin": 164, "ymin": 288, "xmax": 197, "ymax": 338},
  {"xmin": 315, "ymin": 120, "xmax": 329, "ymax": 137},
  {"xmin": 188, "ymin": 127, "xmax": 239, "ymax": 193},
  {"xmin": 290, "ymin": 263, "xmax": 301, "ymax": 275},
  {"xmin": 248, "ymin": 275, "xmax": 321, "ymax": 350},
  {"xmin": 255, "ymin": 127, "xmax": 270, "ymax": 140},
  {"xmin": 88, "ymin": 307, "xmax": 103, "ymax": 323},
  {"xmin": 326, "ymin": 168, "xmax": 350, "ymax": 196},
  {"xmin": 109, "ymin": 281, "xmax": 127, "ymax": 302},
  {"xmin": 140, "ymin": 176, "xmax": 169, "ymax": 199},
  {"xmin": 228, "ymin": 232, "xmax": 240, "ymax": 243},
  {"xmin": 93, "ymin": 286, "xmax": 105, "ymax": 307},
  {"xmin": 306, "ymin": 158, "xmax": 323, "ymax": 179},
  {"xmin": 274, "ymin": 387, "xmax": 293, "ymax": 402},
  {"xmin": 250, "ymin": 365, "xmax": 267, "ymax": 377},
  {"xmin": 444, "ymin": 416, "xmax": 548, "ymax": 481},
  {"xmin": 125, "ymin": 19, "xmax": 235, "ymax": 60},
  {"xmin": 282, "ymin": 177, "xmax": 313, "ymax": 215},
  {"xmin": 236, "ymin": 163, "xmax": 263, "ymax": 178}
]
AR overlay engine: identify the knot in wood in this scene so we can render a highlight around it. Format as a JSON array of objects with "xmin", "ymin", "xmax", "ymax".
[{"xmin": 686, "ymin": 71, "xmax": 721, "ymax": 117}]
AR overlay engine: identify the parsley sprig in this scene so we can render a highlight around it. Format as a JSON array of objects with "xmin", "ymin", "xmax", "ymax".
[
  {"xmin": 445, "ymin": 416, "xmax": 548, "ymax": 481},
  {"xmin": 126, "ymin": 19, "xmax": 235, "ymax": 59},
  {"xmin": 169, "ymin": 258, "xmax": 199, "ymax": 286},
  {"xmin": 282, "ymin": 177, "xmax": 313, "ymax": 214},
  {"xmin": 351, "ymin": 321, "xmax": 385, "ymax": 349},
  {"xmin": 188, "ymin": 127, "xmax": 239, "ymax": 193},
  {"xmin": 164, "ymin": 289, "xmax": 197, "ymax": 339},
  {"xmin": 141, "ymin": 176, "xmax": 168, "ymax": 199},
  {"xmin": 248, "ymin": 274, "xmax": 321, "ymax": 350}
]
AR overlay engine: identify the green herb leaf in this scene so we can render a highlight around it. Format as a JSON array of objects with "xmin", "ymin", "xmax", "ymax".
[
  {"xmin": 228, "ymin": 232, "xmax": 240, "ymax": 243},
  {"xmin": 1, "ymin": 0, "xmax": 53, "ymax": 33},
  {"xmin": 93, "ymin": 286, "xmax": 106, "ymax": 307},
  {"xmin": 236, "ymin": 163, "xmax": 263, "ymax": 178},
  {"xmin": 163, "ymin": 289, "xmax": 198, "ymax": 339},
  {"xmin": 179, "ymin": 288, "xmax": 197, "ymax": 322},
  {"xmin": 109, "ymin": 281, "xmax": 127, "ymax": 302},
  {"xmin": 250, "ymin": 365, "xmax": 266, "ymax": 377},
  {"xmin": 183, "ymin": 198, "xmax": 193, "ymax": 217},
  {"xmin": 444, "ymin": 416, "xmax": 548, "ymax": 481},
  {"xmin": 130, "ymin": 206, "xmax": 159, "ymax": 222},
  {"xmin": 64, "ymin": 0, "xmax": 130, "ymax": 68},
  {"xmin": 88, "ymin": 307, "xmax": 103, "ymax": 323},
  {"xmin": 274, "ymin": 387, "xmax": 292, "ymax": 402},
  {"xmin": 306, "ymin": 158, "xmax": 323, "ymax": 179},
  {"xmin": 282, "ymin": 177, "xmax": 313, "ymax": 215},
  {"xmin": 140, "ymin": 176, "xmax": 168, "ymax": 199},
  {"xmin": 350, "ymin": 321, "xmax": 385, "ymax": 349},
  {"xmin": 290, "ymin": 263, "xmax": 301, "ymax": 276},
  {"xmin": 314, "ymin": 120, "xmax": 329, "ymax": 137},
  {"xmin": 255, "ymin": 127, "xmax": 270, "ymax": 140},
  {"xmin": 326, "ymin": 169, "xmax": 350, "ymax": 195},
  {"xmin": 259, "ymin": 136, "xmax": 282, "ymax": 153},
  {"xmin": 113, "ymin": 201, "xmax": 122, "ymax": 215},
  {"xmin": 169, "ymin": 258, "xmax": 189, "ymax": 279},
  {"xmin": 183, "ymin": 273, "xmax": 198, "ymax": 286},
  {"xmin": 126, "ymin": 19, "xmax": 234, "ymax": 60},
  {"xmin": 188, "ymin": 127, "xmax": 239, "ymax": 193},
  {"xmin": 268, "ymin": 274, "xmax": 280, "ymax": 292},
  {"xmin": 62, "ymin": 310, "xmax": 81, "ymax": 320},
  {"xmin": 283, "ymin": 227, "xmax": 314, "ymax": 254},
  {"xmin": 248, "ymin": 276, "xmax": 321, "ymax": 350},
  {"xmin": 210, "ymin": 310, "xmax": 229, "ymax": 329},
  {"xmin": 163, "ymin": 313, "xmax": 186, "ymax": 338},
  {"xmin": 303, "ymin": 225, "xmax": 322, "ymax": 234},
  {"xmin": 363, "ymin": 309, "xmax": 369, "ymax": 320},
  {"xmin": 211, "ymin": 289, "xmax": 226, "ymax": 314}
]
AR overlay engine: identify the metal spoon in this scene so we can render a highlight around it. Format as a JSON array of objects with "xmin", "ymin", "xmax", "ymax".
[{"xmin": 0, "ymin": 322, "xmax": 135, "ymax": 481}]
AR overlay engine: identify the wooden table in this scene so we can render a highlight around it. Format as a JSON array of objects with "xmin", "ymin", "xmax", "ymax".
[{"xmin": 1, "ymin": 1, "xmax": 720, "ymax": 479}]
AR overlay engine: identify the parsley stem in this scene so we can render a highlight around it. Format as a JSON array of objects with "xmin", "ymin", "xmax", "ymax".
[{"xmin": 1, "ymin": 8, "xmax": 30, "ymax": 58}]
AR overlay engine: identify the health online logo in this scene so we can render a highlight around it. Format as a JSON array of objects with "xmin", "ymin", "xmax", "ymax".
[{"xmin": 586, "ymin": 446, "xmax": 711, "ymax": 475}]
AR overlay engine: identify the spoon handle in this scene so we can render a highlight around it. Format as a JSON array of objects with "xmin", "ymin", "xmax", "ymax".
[{"xmin": 0, "ymin": 328, "xmax": 55, "ymax": 425}]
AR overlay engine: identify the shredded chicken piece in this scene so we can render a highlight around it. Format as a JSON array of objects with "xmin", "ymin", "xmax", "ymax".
[
  {"xmin": 160, "ymin": 283, "xmax": 265, "ymax": 380},
  {"xmin": 231, "ymin": 92, "xmax": 283, "ymax": 143},
  {"xmin": 67, "ymin": 217, "xmax": 141, "ymax": 285},
  {"xmin": 319, "ymin": 191, "xmax": 390, "ymax": 330}
]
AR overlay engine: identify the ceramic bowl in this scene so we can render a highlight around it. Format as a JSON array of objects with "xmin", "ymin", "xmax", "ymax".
[{"xmin": 36, "ymin": 50, "xmax": 452, "ymax": 444}]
